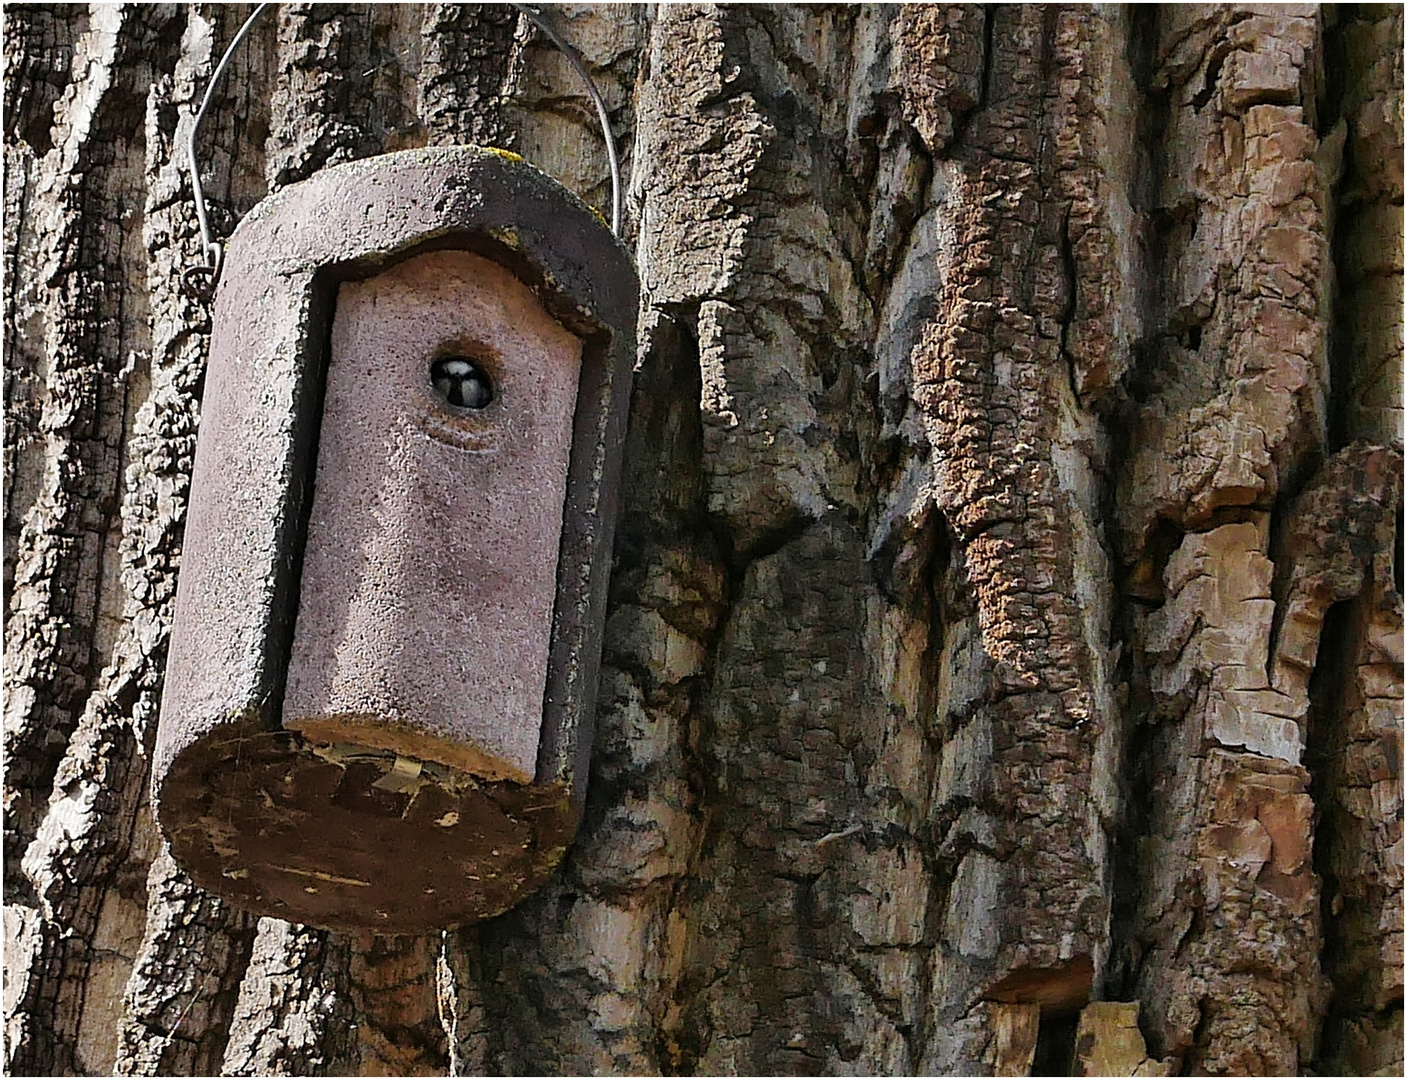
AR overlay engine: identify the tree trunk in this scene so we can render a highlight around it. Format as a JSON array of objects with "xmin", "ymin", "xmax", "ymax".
[{"xmin": 3, "ymin": 4, "xmax": 1401, "ymax": 1075}]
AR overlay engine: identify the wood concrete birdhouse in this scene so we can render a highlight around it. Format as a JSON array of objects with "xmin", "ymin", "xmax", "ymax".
[{"xmin": 153, "ymin": 147, "xmax": 637, "ymax": 932}]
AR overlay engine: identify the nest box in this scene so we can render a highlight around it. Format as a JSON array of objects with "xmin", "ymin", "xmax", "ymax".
[{"xmin": 153, "ymin": 147, "xmax": 637, "ymax": 932}]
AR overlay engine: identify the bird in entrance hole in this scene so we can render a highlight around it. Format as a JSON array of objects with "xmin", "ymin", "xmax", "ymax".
[{"xmin": 431, "ymin": 356, "xmax": 493, "ymax": 409}]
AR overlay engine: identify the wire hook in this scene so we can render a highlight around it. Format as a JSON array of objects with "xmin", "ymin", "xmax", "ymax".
[{"xmin": 184, "ymin": 2, "xmax": 623, "ymax": 283}]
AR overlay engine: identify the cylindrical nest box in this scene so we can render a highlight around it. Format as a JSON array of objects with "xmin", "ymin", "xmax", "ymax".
[{"xmin": 153, "ymin": 147, "xmax": 637, "ymax": 932}]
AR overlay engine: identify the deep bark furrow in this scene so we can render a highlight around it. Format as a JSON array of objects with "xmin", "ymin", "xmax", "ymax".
[
  {"xmin": 632, "ymin": 9, "xmax": 925, "ymax": 1074},
  {"xmin": 1327, "ymin": 5, "xmax": 1403, "ymax": 451},
  {"xmin": 1119, "ymin": 5, "xmax": 1332, "ymax": 556},
  {"xmin": 900, "ymin": 8, "xmax": 1131, "ymax": 1070},
  {"xmin": 2, "ymin": 5, "xmax": 85, "ymax": 152},
  {"xmin": 1118, "ymin": 7, "xmax": 1346, "ymax": 1074},
  {"xmin": 3, "ymin": 5, "xmax": 82, "ymax": 612},
  {"xmin": 5, "ymin": 7, "xmax": 192, "ymax": 1075},
  {"xmin": 113, "ymin": 852, "xmax": 257, "ymax": 1077},
  {"xmin": 4, "ymin": 1, "xmax": 133, "ymax": 885},
  {"xmin": 220, "ymin": 920, "xmax": 353, "ymax": 1076},
  {"xmin": 332, "ymin": 934, "xmax": 447, "ymax": 1076},
  {"xmin": 1289, "ymin": 445, "xmax": 1403, "ymax": 1073}
]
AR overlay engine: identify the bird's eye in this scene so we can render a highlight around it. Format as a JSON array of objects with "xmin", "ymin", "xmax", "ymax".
[{"xmin": 430, "ymin": 356, "xmax": 493, "ymax": 410}]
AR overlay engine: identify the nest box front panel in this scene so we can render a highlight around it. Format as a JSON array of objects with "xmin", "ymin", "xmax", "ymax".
[{"xmin": 284, "ymin": 249, "xmax": 582, "ymax": 783}]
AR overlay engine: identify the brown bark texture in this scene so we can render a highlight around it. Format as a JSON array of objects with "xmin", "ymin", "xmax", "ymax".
[{"xmin": 2, "ymin": 4, "xmax": 1402, "ymax": 1076}]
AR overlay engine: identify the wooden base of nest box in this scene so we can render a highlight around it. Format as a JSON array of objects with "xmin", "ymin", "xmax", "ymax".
[{"xmin": 157, "ymin": 728, "xmax": 575, "ymax": 933}]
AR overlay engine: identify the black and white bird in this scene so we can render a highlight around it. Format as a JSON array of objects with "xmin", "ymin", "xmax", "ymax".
[{"xmin": 430, "ymin": 356, "xmax": 493, "ymax": 409}]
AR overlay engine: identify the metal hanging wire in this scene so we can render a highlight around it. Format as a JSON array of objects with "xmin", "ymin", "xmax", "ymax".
[
  {"xmin": 183, "ymin": 1, "xmax": 268, "ymax": 286},
  {"xmin": 184, "ymin": 2, "xmax": 622, "ymax": 284},
  {"xmin": 511, "ymin": 4, "xmax": 621, "ymax": 235}
]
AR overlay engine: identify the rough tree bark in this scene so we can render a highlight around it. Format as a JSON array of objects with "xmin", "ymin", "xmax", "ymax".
[{"xmin": 3, "ymin": 4, "xmax": 1401, "ymax": 1076}]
